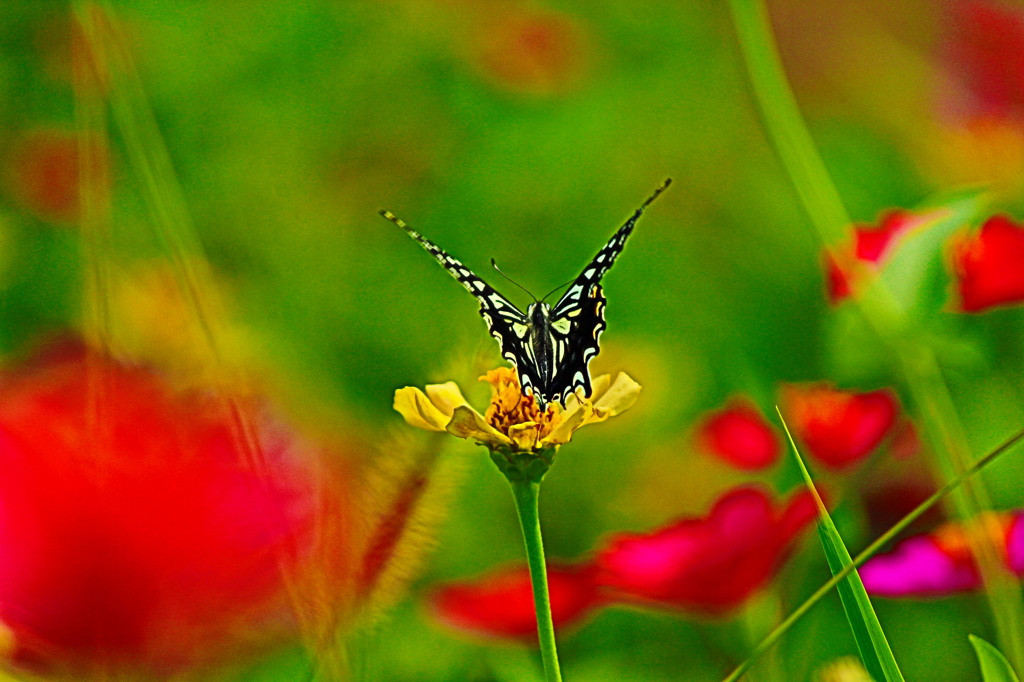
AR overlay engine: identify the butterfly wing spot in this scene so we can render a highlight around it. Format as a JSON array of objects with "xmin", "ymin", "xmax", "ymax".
[{"xmin": 551, "ymin": 318, "xmax": 571, "ymax": 334}]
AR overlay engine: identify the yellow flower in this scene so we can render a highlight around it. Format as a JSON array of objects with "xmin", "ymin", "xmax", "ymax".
[
  {"xmin": 394, "ymin": 367, "xmax": 641, "ymax": 454},
  {"xmin": 814, "ymin": 656, "xmax": 873, "ymax": 682}
]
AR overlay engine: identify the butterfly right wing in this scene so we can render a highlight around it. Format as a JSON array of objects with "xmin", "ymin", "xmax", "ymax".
[
  {"xmin": 380, "ymin": 210, "xmax": 545, "ymax": 396},
  {"xmin": 544, "ymin": 179, "xmax": 672, "ymax": 404}
]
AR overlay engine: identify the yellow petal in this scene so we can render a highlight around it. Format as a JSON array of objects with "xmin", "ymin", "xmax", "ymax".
[
  {"xmin": 508, "ymin": 422, "xmax": 542, "ymax": 451},
  {"xmin": 558, "ymin": 374, "xmax": 608, "ymax": 422},
  {"xmin": 542, "ymin": 401, "xmax": 595, "ymax": 445},
  {"xmin": 540, "ymin": 372, "xmax": 642, "ymax": 446},
  {"xmin": 593, "ymin": 372, "xmax": 642, "ymax": 416},
  {"xmin": 394, "ymin": 386, "xmax": 451, "ymax": 431},
  {"xmin": 446, "ymin": 405, "xmax": 511, "ymax": 449},
  {"xmin": 425, "ymin": 381, "xmax": 470, "ymax": 416},
  {"xmin": 588, "ymin": 373, "xmax": 613, "ymax": 399}
]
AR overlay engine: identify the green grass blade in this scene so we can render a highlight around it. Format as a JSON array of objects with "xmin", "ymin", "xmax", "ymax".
[
  {"xmin": 721, "ymin": 422, "xmax": 1024, "ymax": 682},
  {"xmin": 972, "ymin": 635, "xmax": 1023, "ymax": 682},
  {"xmin": 777, "ymin": 409, "xmax": 904, "ymax": 682}
]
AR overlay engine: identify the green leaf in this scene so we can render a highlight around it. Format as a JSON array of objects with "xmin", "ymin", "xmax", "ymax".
[
  {"xmin": 777, "ymin": 408, "xmax": 905, "ymax": 682},
  {"xmin": 971, "ymin": 635, "xmax": 1022, "ymax": 682}
]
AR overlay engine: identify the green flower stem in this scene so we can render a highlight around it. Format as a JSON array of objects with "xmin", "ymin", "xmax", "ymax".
[
  {"xmin": 727, "ymin": 0, "xmax": 1024, "ymax": 669},
  {"xmin": 509, "ymin": 477, "xmax": 563, "ymax": 682}
]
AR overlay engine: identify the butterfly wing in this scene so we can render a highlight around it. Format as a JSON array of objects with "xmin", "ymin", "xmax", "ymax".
[
  {"xmin": 546, "ymin": 178, "xmax": 672, "ymax": 404},
  {"xmin": 381, "ymin": 210, "xmax": 546, "ymax": 395}
]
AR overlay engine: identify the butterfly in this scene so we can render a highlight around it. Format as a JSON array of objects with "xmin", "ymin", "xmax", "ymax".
[{"xmin": 381, "ymin": 179, "xmax": 671, "ymax": 410}]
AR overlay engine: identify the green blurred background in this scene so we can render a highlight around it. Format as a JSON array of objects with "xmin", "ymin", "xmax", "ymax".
[{"xmin": 3, "ymin": 1, "xmax": 1024, "ymax": 680}]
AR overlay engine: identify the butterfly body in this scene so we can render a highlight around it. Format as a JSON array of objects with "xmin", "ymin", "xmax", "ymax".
[{"xmin": 382, "ymin": 179, "xmax": 670, "ymax": 410}]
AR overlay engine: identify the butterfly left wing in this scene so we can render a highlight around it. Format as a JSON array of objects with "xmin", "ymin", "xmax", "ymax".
[
  {"xmin": 380, "ymin": 210, "xmax": 547, "ymax": 395},
  {"xmin": 546, "ymin": 178, "xmax": 672, "ymax": 404}
]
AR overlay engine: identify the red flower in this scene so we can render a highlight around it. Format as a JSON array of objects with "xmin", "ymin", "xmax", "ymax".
[
  {"xmin": 862, "ymin": 512, "xmax": 1024, "ymax": 597},
  {"xmin": 469, "ymin": 9, "xmax": 589, "ymax": 96},
  {"xmin": 942, "ymin": 0, "xmax": 1024, "ymax": 121},
  {"xmin": 595, "ymin": 486, "xmax": 817, "ymax": 615},
  {"xmin": 428, "ymin": 563, "xmax": 601, "ymax": 641},
  {"xmin": 695, "ymin": 397, "xmax": 781, "ymax": 471},
  {"xmin": 781, "ymin": 383, "xmax": 899, "ymax": 470},
  {"xmin": 0, "ymin": 343, "xmax": 339, "ymax": 675},
  {"xmin": 825, "ymin": 210, "xmax": 921, "ymax": 303},
  {"xmin": 3, "ymin": 130, "xmax": 107, "ymax": 225},
  {"xmin": 950, "ymin": 214, "xmax": 1024, "ymax": 312}
]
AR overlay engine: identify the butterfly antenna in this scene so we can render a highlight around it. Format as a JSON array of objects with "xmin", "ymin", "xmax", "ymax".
[
  {"xmin": 540, "ymin": 276, "xmax": 577, "ymax": 303},
  {"xmin": 491, "ymin": 259, "xmax": 537, "ymax": 302}
]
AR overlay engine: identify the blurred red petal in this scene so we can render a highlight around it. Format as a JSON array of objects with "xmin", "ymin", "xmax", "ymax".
[
  {"xmin": 595, "ymin": 486, "xmax": 816, "ymax": 615},
  {"xmin": 942, "ymin": 0, "xmax": 1024, "ymax": 120},
  {"xmin": 825, "ymin": 211, "xmax": 917, "ymax": 304},
  {"xmin": 428, "ymin": 563, "xmax": 600, "ymax": 641},
  {"xmin": 951, "ymin": 214, "xmax": 1024, "ymax": 312},
  {"xmin": 825, "ymin": 250, "xmax": 854, "ymax": 302},
  {"xmin": 470, "ymin": 9, "xmax": 589, "ymax": 96},
  {"xmin": 782, "ymin": 383, "xmax": 899, "ymax": 470},
  {"xmin": 2, "ymin": 130, "xmax": 109, "ymax": 225},
  {"xmin": 695, "ymin": 397, "xmax": 781, "ymax": 471},
  {"xmin": 0, "ymin": 343, "xmax": 339, "ymax": 674}
]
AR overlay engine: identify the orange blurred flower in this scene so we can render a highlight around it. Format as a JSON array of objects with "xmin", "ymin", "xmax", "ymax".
[{"xmin": 781, "ymin": 383, "xmax": 899, "ymax": 470}]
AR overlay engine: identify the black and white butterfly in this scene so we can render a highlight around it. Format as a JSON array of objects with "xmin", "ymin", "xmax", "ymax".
[{"xmin": 381, "ymin": 179, "xmax": 671, "ymax": 410}]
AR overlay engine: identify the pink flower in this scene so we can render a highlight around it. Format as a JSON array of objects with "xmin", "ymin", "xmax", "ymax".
[
  {"xmin": 950, "ymin": 214, "xmax": 1024, "ymax": 312},
  {"xmin": 694, "ymin": 397, "xmax": 781, "ymax": 471},
  {"xmin": 782, "ymin": 383, "xmax": 899, "ymax": 470},
  {"xmin": 595, "ymin": 486, "xmax": 817, "ymax": 615},
  {"xmin": 862, "ymin": 512, "xmax": 1024, "ymax": 597},
  {"xmin": 427, "ymin": 563, "xmax": 601, "ymax": 641}
]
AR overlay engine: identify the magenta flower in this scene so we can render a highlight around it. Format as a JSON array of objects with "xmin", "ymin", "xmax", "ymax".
[
  {"xmin": 595, "ymin": 486, "xmax": 817, "ymax": 614},
  {"xmin": 862, "ymin": 512, "xmax": 1024, "ymax": 597}
]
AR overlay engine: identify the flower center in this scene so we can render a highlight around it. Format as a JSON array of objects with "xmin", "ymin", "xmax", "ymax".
[{"xmin": 481, "ymin": 368, "xmax": 561, "ymax": 438}]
